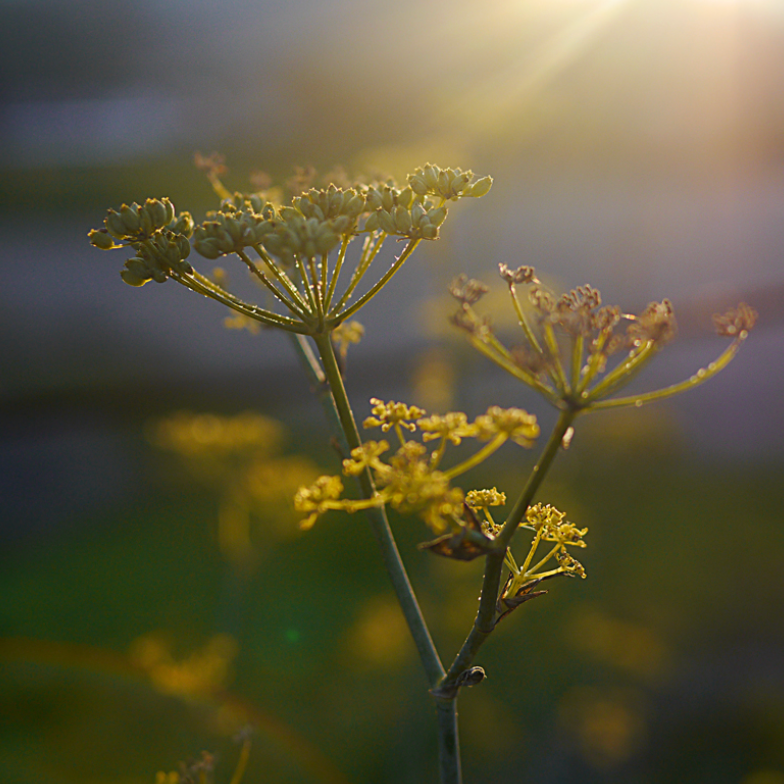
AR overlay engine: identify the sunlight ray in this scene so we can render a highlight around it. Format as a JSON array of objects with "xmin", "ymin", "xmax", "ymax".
[{"xmin": 438, "ymin": 0, "xmax": 631, "ymax": 139}]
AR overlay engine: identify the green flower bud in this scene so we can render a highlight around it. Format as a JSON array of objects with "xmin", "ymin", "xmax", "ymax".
[
  {"xmin": 119, "ymin": 204, "xmax": 142, "ymax": 234},
  {"xmin": 394, "ymin": 205, "xmax": 412, "ymax": 234},
  {"xmin": 120, "ymin": 268, "xmax": 150, "ymax": 286},
  {"xmin": 252, "ymin": 221, "xmax": 274, "ymax": 244},
  {"xmin": 465, "ymin": 176, "xmax": 493, "ymax": 198},
  {"xmin": 346, "ymin": 193, "xmax": 366, "ymax": 218},
  {"xmin": 143, "ymin": 198, "xmax": 170, "ymax": 230},
  {"xmin": 427, "ymin": 206, "xmax": 448, "ymax": 228},
  {"xmin": 139, "ymin": 207, "xmax": 155, "ymax": 237},
  {"xmin": 88, "ymin": 228, "xmax": 118, "ymax": 250},
  {"xmin": 423, "ymin": 165, "xmax": 439, "ymax": 190},
  {"xmin": 280, "ymin": 206, "xmax": 300, "ymax": 222},
  {"xmin": 170, "ymin": 211, "xmax": 194, "ymax": 238},
  {"xmin": 175, "ymin": 234, "xmax": 190, "ymax": 259},
  {"xmin": 371, "ymin": 188, "xmax": 385, "ymax": 212},
  {"xmin": 315, "ymin": 227, "xmax": 339, "ymax": 256},
  {"xmin": 365, "ymin": 188, "xmax": 383, "ymax": 211},
  {"xmin": 409, "ymin": 175, "xmax": 428, "ymax": 196},
  {"xmin": 193, "ymin": 235, "xmax": 223, "ymax": 259},
  {"xmin": 383, "ymin": 187, "xmax": 400, "ymax": 213},
  {"xmin": 105, "ymin": 209, "xmax": 129, "ymax": 239},
  {"xmin": 261, "ymin": 233, "xmax": 283, "ymax": 255},
  {"xmin": 397, "ymin": 187, "xmax": 414, "ymax": 209},
  {"xmin": 332, "ymin": 215, "xmax": 351, "ymax": 235},
  {"xmin": 329, "ymin": 188, "xmax": 344, "ymax": 214},
  {"xmin": 377, "ymin": 210, "xmax": 397, "ymax": 235},
  {"xmin": 410, "ymin": 201, "xmax": 426, "ymax": 225},
  {"xmin": 223, "ymin": 215, "xmax": 243, "ymax": 244},
  {"xmin": 120, "ymin": 257, "xmax": 154, "ymax": 286},
  {"xmin": 364, "ymin": 212, "xmax": 380, "ymax": 232}
]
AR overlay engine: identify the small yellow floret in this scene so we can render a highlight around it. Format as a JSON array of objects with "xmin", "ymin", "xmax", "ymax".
[
  {"xmin": 473, "ymin": 406, "xmax": 539, "ymax": 447},
  {"xmin": 417, "ymin": 411, "xmax": 478, "ymax": 444},
  {"xmin": 294, "ymin": 475, "xmax": 345, "ymax": 529},
  {"xmin": 363, "ymin": 398, "xmax": 426, "ymax": 432},
  {"xmin": 465, "ymin": 487, "xmax": 507, "ymax": 510}
]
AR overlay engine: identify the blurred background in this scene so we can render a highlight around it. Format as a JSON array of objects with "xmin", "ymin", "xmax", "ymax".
[{"xmin": 1, "ymin": 0, "xmax": 783, "ymax": 782}]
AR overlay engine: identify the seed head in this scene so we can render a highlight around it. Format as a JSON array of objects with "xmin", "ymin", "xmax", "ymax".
[{"xmin": 713, "ymin": 302, "xmax": 758, "ymax": 337}]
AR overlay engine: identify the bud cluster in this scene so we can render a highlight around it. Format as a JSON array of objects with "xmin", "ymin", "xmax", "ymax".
[
  {"xmin": 294, "ymin": 185, "xmax": 366, "ymax": 224},
  {"xmin": 90, "ymin": 161, "xmax": 492, "ymax": 335},
  {"xmin": 89, "ymin": 198, "xmax": 195, "ymax": 286},
  {"xmin": 408, "ymin": 164, "xmax": 493, "ymax": 201},
  {"xmin": 120, "ymin": 231, "xmax": 193, "ymax": 287},
  {"xmin": 105, "ymin": 198, "xmax": 176, "ymax": 242},
  {"xmin": 193, "ymin": 206, "xmax": 274, "ymax": 260},
  {"xmin": 258, "ymin": 207, "xmax": 344, "ymax": 263},
  {"xmin": 364, "ymin": 183, "xmax": 448, "ymax": 241}
]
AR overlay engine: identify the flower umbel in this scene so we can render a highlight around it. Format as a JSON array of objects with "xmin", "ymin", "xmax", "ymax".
[
  {"xmin": 90, "ymin": 162, "xmax": 492, "ymax": 337},
  {"xmin": 496, "ymin": 503, "xmax": 588, "ymax": 622},
  {"xmin": 294, "ymin": 401, "xmax": 537, "ymax": 537},
  {"xmin": 451, "ymin": 265, "xmax": 756, "ymax": 414}
]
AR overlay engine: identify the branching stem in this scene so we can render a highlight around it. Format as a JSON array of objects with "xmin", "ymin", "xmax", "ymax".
[
  {"xmin": 308, "ymin": 332, "xmax": 462, "ymax": 783},
  {"xmin": 439, "ymin": 408, "xmax": 577, "ymax": 691}
]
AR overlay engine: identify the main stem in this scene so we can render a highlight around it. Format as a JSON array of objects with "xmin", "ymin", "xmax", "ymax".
[{"xmin": 310, "ymin": 333, "xmax": 461, "ymax": 784}]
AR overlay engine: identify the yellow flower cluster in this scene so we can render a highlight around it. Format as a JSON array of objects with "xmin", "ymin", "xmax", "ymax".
[
  {"xmin": 295, "ymin": 401, "xmax": 538, "ymax": 534},
  {"xmin": 526, "ymin": 503, "xmax": 588, "ymax": 548},
  {"xmin": 501, "ymin": 503, "xmax": 588, "ymax": 609},
  {"xmin": 293, "ymin": 475, "xmax": 345, "ymax": 530},
  {"xmin": 363, "ymin": 398, "xmax": 426, "ymax": 434}
]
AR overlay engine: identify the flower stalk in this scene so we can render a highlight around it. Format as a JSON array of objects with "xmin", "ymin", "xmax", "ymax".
[{"xmin": 90, "ymin": 161, "xmax": 756, "ymax": 784}]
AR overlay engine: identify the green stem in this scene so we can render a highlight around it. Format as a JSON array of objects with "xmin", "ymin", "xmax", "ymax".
[
  {"xmin": 467, "ymin": 336, "xmax": 560, "ymax": 405},
  {"xmin": 311, "ymin": 333, "xmax": 445, "ymax": 686},
  {"xmin": 509, "ymin": 284, "xmax": 543, "ymax": 355},
  {"xmin": 436, "ymin": 701, "xmax": 462, "ymax": 784},
  {"xmin": 571, "ymin": 333, "xmax": 584, "ymax": 391},
  {"xmin": 173, "ymin": 271, "xmax": 307, "ymax": 333},
  {"xmin": 583, "ymin": 340, "xmax": 656, "ymax": 402},
  {"xmin": 335, "ymin": 239, "xmax": 420, "ymax": 321},
  {"xmin": 311, "ymin": 332, "xmax": 459, "ymax": 782},
  {"xmin": 286, "ymin": 334, "xmax": 351, "ymax": 454},
  {"xmin": 324, "ymin": 235, "xmax": 350, "ymax": 311},
  {"xmin": 250, "ymin": 244, "xmax": 312, "ymax": 314},
  {"xmin": 308, "ymin": 256, "xmax": 325, "ymax": 323},
  {"xmin": 236, "ymin": 249, "xmax": 310, "ymax": 319},
  {"xmin": 498, "ymin": 408, "xmax": 577, "ymax": 548},
  {"xmin": 440, "ymin": 408, "xmax": 577, "ymax": 691},
  {"xmin": 295, "ymin": 255, "xmax": 319, "ymax": 315},
  {"xmin": 589, "ymin": 337, "xmax": 744, "ymax": 410},
  {"xmin": 329, "ymin": 232, "xmax": 386, "ymax": 316},
  {"xmin": 542, "ymin": 321, "xmax": 569, "ymax": 395},
  {"xmin": 443, "ymin": 434, "xmax": 506, "ymax": 481}
]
